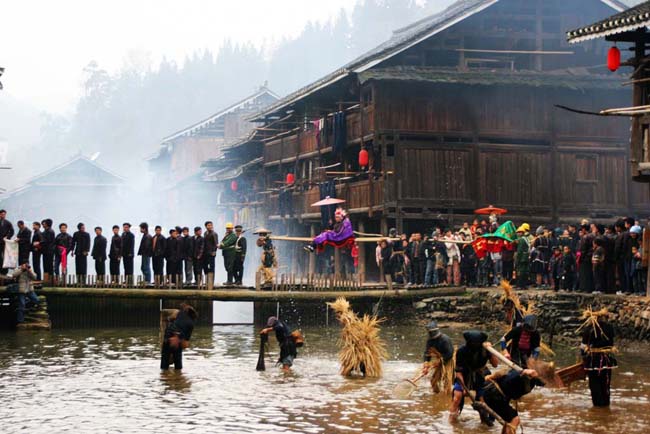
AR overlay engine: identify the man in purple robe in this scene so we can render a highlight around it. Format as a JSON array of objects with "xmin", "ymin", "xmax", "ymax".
[{"xmin": 305, "ymin": 210, "xmax": 355, "ymax": 253}]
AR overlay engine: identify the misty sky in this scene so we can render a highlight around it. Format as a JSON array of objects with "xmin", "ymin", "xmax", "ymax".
[{"xmin": 0, "ymin": 0, "xmax": 358, "ymax": 114}]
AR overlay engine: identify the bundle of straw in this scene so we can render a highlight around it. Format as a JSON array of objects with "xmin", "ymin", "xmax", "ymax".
[
  {"xmin": 576, "ymin": 306, "xmax": 610, "ymax": 339},
  {"xmin": 328, "ymin": 297, "xmax": 388, "ymax": 377},
  {"xmin": 427, "ymin": 348, "xmax": 455, "ymax": 394}
]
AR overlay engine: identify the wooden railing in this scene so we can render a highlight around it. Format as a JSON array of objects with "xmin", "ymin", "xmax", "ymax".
[{"xmin": 264, "ymin": 135, "xmax": 299, "ymax": 162}]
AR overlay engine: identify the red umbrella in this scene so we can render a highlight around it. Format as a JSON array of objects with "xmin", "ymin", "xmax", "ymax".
[
  {"xmin": 474, "ymin": 205, "xmax": 508, "ymax": 215},
  {"xmin": 311, "ymin": 196, "xmax": 346, "ymax": 207}
]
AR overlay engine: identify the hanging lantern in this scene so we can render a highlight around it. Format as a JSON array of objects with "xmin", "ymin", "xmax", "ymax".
[
  {"xmin": 230, "ymin": 180, "xmax": 238, "ymax": 192},
  {"xmin": 607, "ymin": 46, "xmax": 621, "ymax": 72},
  {"xmin": 358, "ymin": 148, "xmax": 369, "ymax": 168},
  {"xmin": 286, "ymin": 173, "xmax": 295, "ymax": 185}
]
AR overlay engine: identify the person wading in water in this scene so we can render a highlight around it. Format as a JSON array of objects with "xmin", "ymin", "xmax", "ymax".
[
  {"xmin": 499, "ymin": 314, "xmax": 541, "ymax": 368},
  {"xmin": 579, "ymin": 308, "xmax": 617, "ymax": 407},
  {"xmin": 161, "ymin": 303, "xmax": 198, "ymax": 370},
  {"xmin": 260, "ymin": 316, "xmax": 299, "ymax": 372},
  {"xmin": 450, "ymin": 330, "xmax": 499, "ymax": 425}
]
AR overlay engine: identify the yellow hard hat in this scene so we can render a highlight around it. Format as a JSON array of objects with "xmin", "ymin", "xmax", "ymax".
[
  {"xmin": 516, "ymin": 223, "xmax": 530, "ymax": 233},
  {"xmin": 226, "ymin": 222, "xmax": 234, "ymax": 229}
]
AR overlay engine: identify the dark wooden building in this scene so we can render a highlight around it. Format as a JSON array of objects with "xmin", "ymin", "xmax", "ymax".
[{"xmin": 223, "ymin": 0, "xmax": 650, "ymax": 279}]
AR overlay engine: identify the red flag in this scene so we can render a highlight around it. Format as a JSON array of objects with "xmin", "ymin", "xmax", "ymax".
[{"xmin": 472, "ymin": 237, "xmax": 488, "ymax": 259}]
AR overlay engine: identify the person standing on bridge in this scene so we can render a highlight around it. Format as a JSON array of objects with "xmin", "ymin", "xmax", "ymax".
[
  {"xmin": 41, "ymin": 219, "xmax": 55, "ymax": 284},
  {"xmin": 31, "ymin": 221, "xmax": 43, "ymax": 281},
  {"xmin": 109, "ymin": 225, "xmax": 122, "ymax": 283},
  {"xmin": 181, "ymin": 227, "xmax": 194, "ymax": 285},
  {"xmin": 138, "ymin": 222, "xmax": 153, "ymax": 284},
  {"xmin": 233, "ymin": 225, "xmax": 246, "ymax": 286},
  {"xmin": 54, "ymin": 223, "xmax": 72, "ymax": 280},
  {"xmin": 220, "ymin": 222, "xmax": 237, "ymax": 286},
  {"xmin": 92, "ymin": 226, "xmax": 107, "ymax": 283},
  {"xmin": 71, "ymin": 223, "xmax": 91, "ymax": 285},
  {"xmin": 16, "ymin": 220, "xmax": 32, "ymax": 268},
  {"xmin": 121, "ymin": 223, "xmax": 135, "ymax": 285},
  {"xmin": 0, "ymin": 209, "xmax": 15, "ymax": 274},
  {"xmin": 152, "ymin": 225, "xmax": 166, "ymax": 285},
  {"xmin": 165, "ymin": 228, "xmax": 182, "ymax": 285},
  {"xmin": 192, "ymin": 226, "xmax": 204, "ymax": 287},
  {"xmin": 203, "ymin": 221, "xmax": 218, "ymax": 288}
]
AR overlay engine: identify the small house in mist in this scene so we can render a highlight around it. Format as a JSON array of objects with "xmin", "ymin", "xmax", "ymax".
[
  {"xmin": 146, "ymin": 85, "xmax": 279, "ymax": 222},
  {"xmin": 229, "ymin": 0, "xmax": 649, "ymax": 280},
  {"xmin": 0, "ymin": 155, "xmax": 127, "ymax": 228}
]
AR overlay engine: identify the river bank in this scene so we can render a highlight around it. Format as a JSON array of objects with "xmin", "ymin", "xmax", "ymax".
[{"xmin": 415, "ymin": 288, "xmax": 650, "ymax": 341}]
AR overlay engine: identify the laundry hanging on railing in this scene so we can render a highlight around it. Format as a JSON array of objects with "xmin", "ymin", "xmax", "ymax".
[{"xmin": 333, "ymin": 111, "xmax": 347, "ymax": 154}]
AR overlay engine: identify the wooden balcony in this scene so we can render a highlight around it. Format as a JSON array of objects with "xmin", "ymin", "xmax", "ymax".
[
  {"xmin": 264, "ymin": 134, "xmax": 299, "ymax": 163},
  {"xmin": 299, "ymin": 131, "xmax": 319, "ymax": 154}
]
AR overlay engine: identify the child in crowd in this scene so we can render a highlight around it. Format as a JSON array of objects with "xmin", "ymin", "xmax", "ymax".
[
  {"xmin": 561, "ymin": 245, "xmax": 577, "ymax": 291},
  {"xmin": 631, "ymin": 246, "xmax": 645, "ymax": 294},
  {"xmin": 548, "ymin": 246, "xmax": 562, "ymax": 291}
]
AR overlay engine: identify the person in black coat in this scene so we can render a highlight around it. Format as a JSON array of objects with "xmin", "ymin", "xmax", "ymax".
[
  {"xmin": 121, "ymin": 223, "xmax": 135, "ymax": 283},
  {"xmin": 0, "ymin": 209, "xmax": 15, "ymax": 272},
  {"xmin": 165, "ymin": 228, "xmax": 182, "ymax": 284},
  {"xmin": 152, "ymin": 225, "xmax": 166, "ymax": 283},
  {"xmin": 233, "ymin": 225, "xmax": 247, "ymax": 285},
  {"xmin": 92, "ymin": 227, "xmax": 107, "ymax": 281},
  {"xmin": 41, "ymin": 219, "xmax": 55, "ymax": 280},
  {"xmin": 71, "ymin": 222, "xmax": 91, "ymax": 282},
  {"xmin": 16, "ymin": 220, "xmax": 32, "ymax": 267},
  {"xmin": 203, "ymin": 221, "xmax": 219, "ymax": 284},
  {"xmin": 31, "ymin": 221, "xmax": 43, "ymax": 280},
  {"xmin": 181, "ymin": 227, "xmax": 194, "ymax": 284},
  {"xmin": 54, "ymin": 223, "xmax": 73, "ymax": 277},
  {"xmin": 109, "ymin": 225, "xmax": 122, "ymax": 281},
  {"xmin": 138, "ymin": 222, "xmax": 153, "ymax": 284},
  {"xmin": 192, "ymin": 226, "xmax": 204, "ymax": 285},
  {"xmin": 499, "ymin": 314, "xmax": 541, "ymax": 367},
  {"xmin": 581, "ymin": 313, "xmax": 617, "ymax": 407},
  {"xmin": 161, "ymin": 303, "xmax": 197, "ymax": 370}
]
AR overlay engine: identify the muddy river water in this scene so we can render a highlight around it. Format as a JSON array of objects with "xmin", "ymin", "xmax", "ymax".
[{"xmin": 1, "ymin": 324, "xmax": 649, "ymax": 433}]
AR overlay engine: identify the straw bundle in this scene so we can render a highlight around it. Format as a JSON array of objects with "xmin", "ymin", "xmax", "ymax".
[
  {"xmin": 328, "ymin": 297, "xmax": 388, "ymax": 377},
  {"xmin": 576, "ymin": 306, "xmax": 610, "ymax": 339},
  {"xmin": 427, "ymin": 348, "xmax": 455, "ymax": 394}
]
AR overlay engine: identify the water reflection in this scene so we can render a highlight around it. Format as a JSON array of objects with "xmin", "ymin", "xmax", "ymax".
[{"xmin": 0, "ymin": 325, "xmax": 649, "ymax": 433}]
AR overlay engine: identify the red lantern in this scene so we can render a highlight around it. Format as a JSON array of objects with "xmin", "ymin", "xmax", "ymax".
[
  {"xmin": 286, "ymin": 173, "xmax": 295, "ymax": 185},
  {"xmin": 358, "ymin": 149, "xmax": 369, "ymax": 168},
  {"xmin": 607, "ymin": 46, "xmax": 621, "ymax": 72},
  {"xmin": 230, "ymin": 180, "xmax": 238, "ymax": 192}
]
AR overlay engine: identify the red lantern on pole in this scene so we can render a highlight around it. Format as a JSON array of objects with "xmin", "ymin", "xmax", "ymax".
[
  {"xmin": 607, "ymin": 46, "xmax": 621, "ymax": 72},
  {"xmin": 358, "ymin": 148, "xmax": 369, "ymax": 168},
  {"xmin": 286, "ymin": 173, "xmax": 295, "ymax": 185},
  {"xmin": 230, "ymin": 180, "xmax": 238, "ymax": 192}
]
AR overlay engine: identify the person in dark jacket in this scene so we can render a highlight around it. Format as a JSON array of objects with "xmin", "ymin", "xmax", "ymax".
[
  {"xmin": 0, "ymin": 209, "xmax": 15, "ymax": 273},
  {"xmin": 614, "ymin": 219, "xmax": 632, "ymax": 292},
  {"xmin": 220, "ymin": 223, "xmax": 237, "ymax": 285},
  {"xmin": 31, "ymin": 221, "xmax": 43, "ymax": 280},
  {"xmin": 581, "ymin": 311, "xmax": 617, "ymax": 407},
  {"xmin": 121, "ymin": 223, "xmax": 135, "ymax": 283},
  {"xmin": 181, "ymin": 227, "xmax": 194, "ymax": 285},
  {"xmin": 16, "ymin": 220, "xmax": 32, "ymax": 267},
  {"xmin": 192, "ymin": 226, "xmax": 204, "ymax": 286},
  {"xmin": 379, "ymin": 239, "xmax": 393, "ymax": 282},
  {"xmin": 578, "ymin": 225, "xmax": 595, "ymax": 292},
  {"xmin": 592, "ymin": 237, "xmax": 607, "ymax": 293},
  {"xmin": 165, "ymin": 228, "xmax": 182, "ymax": 284},
  {"xmin": 161, "ymin": 303, "xmax": 198, "ymax": 370},
  {"xmin": 548, "ymin": 246, "xmax": 562, "ymax": 291},
  {"xmin": 152, "ymin": 225, "xmax": 166, "ymax": 284},
  {"xmin": 423, "ymin": 321, "xmax": 454, "ymax": 393},
  {"xmin": 482, "ymin": 367, "xmax": 545, "ymax": 434},
  {"xmin": 203, "ymin": 221, "xmax": 218, "ymax": 286},
  {"xmin": 450, "ymin": 330, "xmax": 499, "ymax": 425},
  {"xmin": 71, "ymin": 222, "xmax": 91, "ymax": 283},
  {"xmin": 109, "ymin": 225, "xmax": 122, "ymax": 282},
  {"xmin": 460, "ymin": 241, "xmax": 478, "ymax": 286},
  {"xmin": 604, "ymin": 225, "xmax": 617, "ymax": 294},
  {"xmin": 261, "ymin": 316, "xmax": 298, "ymax": 372},
  {"xmin": 233, "ymin": 225, "xmax": 247, "ymax": 286},
  {"xmin": 92, "ymin": 226, "xmax": 107, "ymax": 282},
  {"xmin": 499, "ymin": 314, "xmax": 541, "ymax": 367},
  {"xmin": 560, "ymin": 245, "xmax": 577, "ymax": 291},
  {"xmin": 41, "ymin": 219, "xmax": 55, "ymax": 282},
  {"xmin": 138, "ymin": 222, "xmax": 153, "ymax": 284},
  {"xmin": 54, "ymin": 223, "xmax": 72, "ymax": 277}
]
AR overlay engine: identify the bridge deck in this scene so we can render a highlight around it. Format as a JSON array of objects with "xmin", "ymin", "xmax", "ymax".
[{"xmin": 1, "ymin": 286, "xmax": 466, "ymax": 302}]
